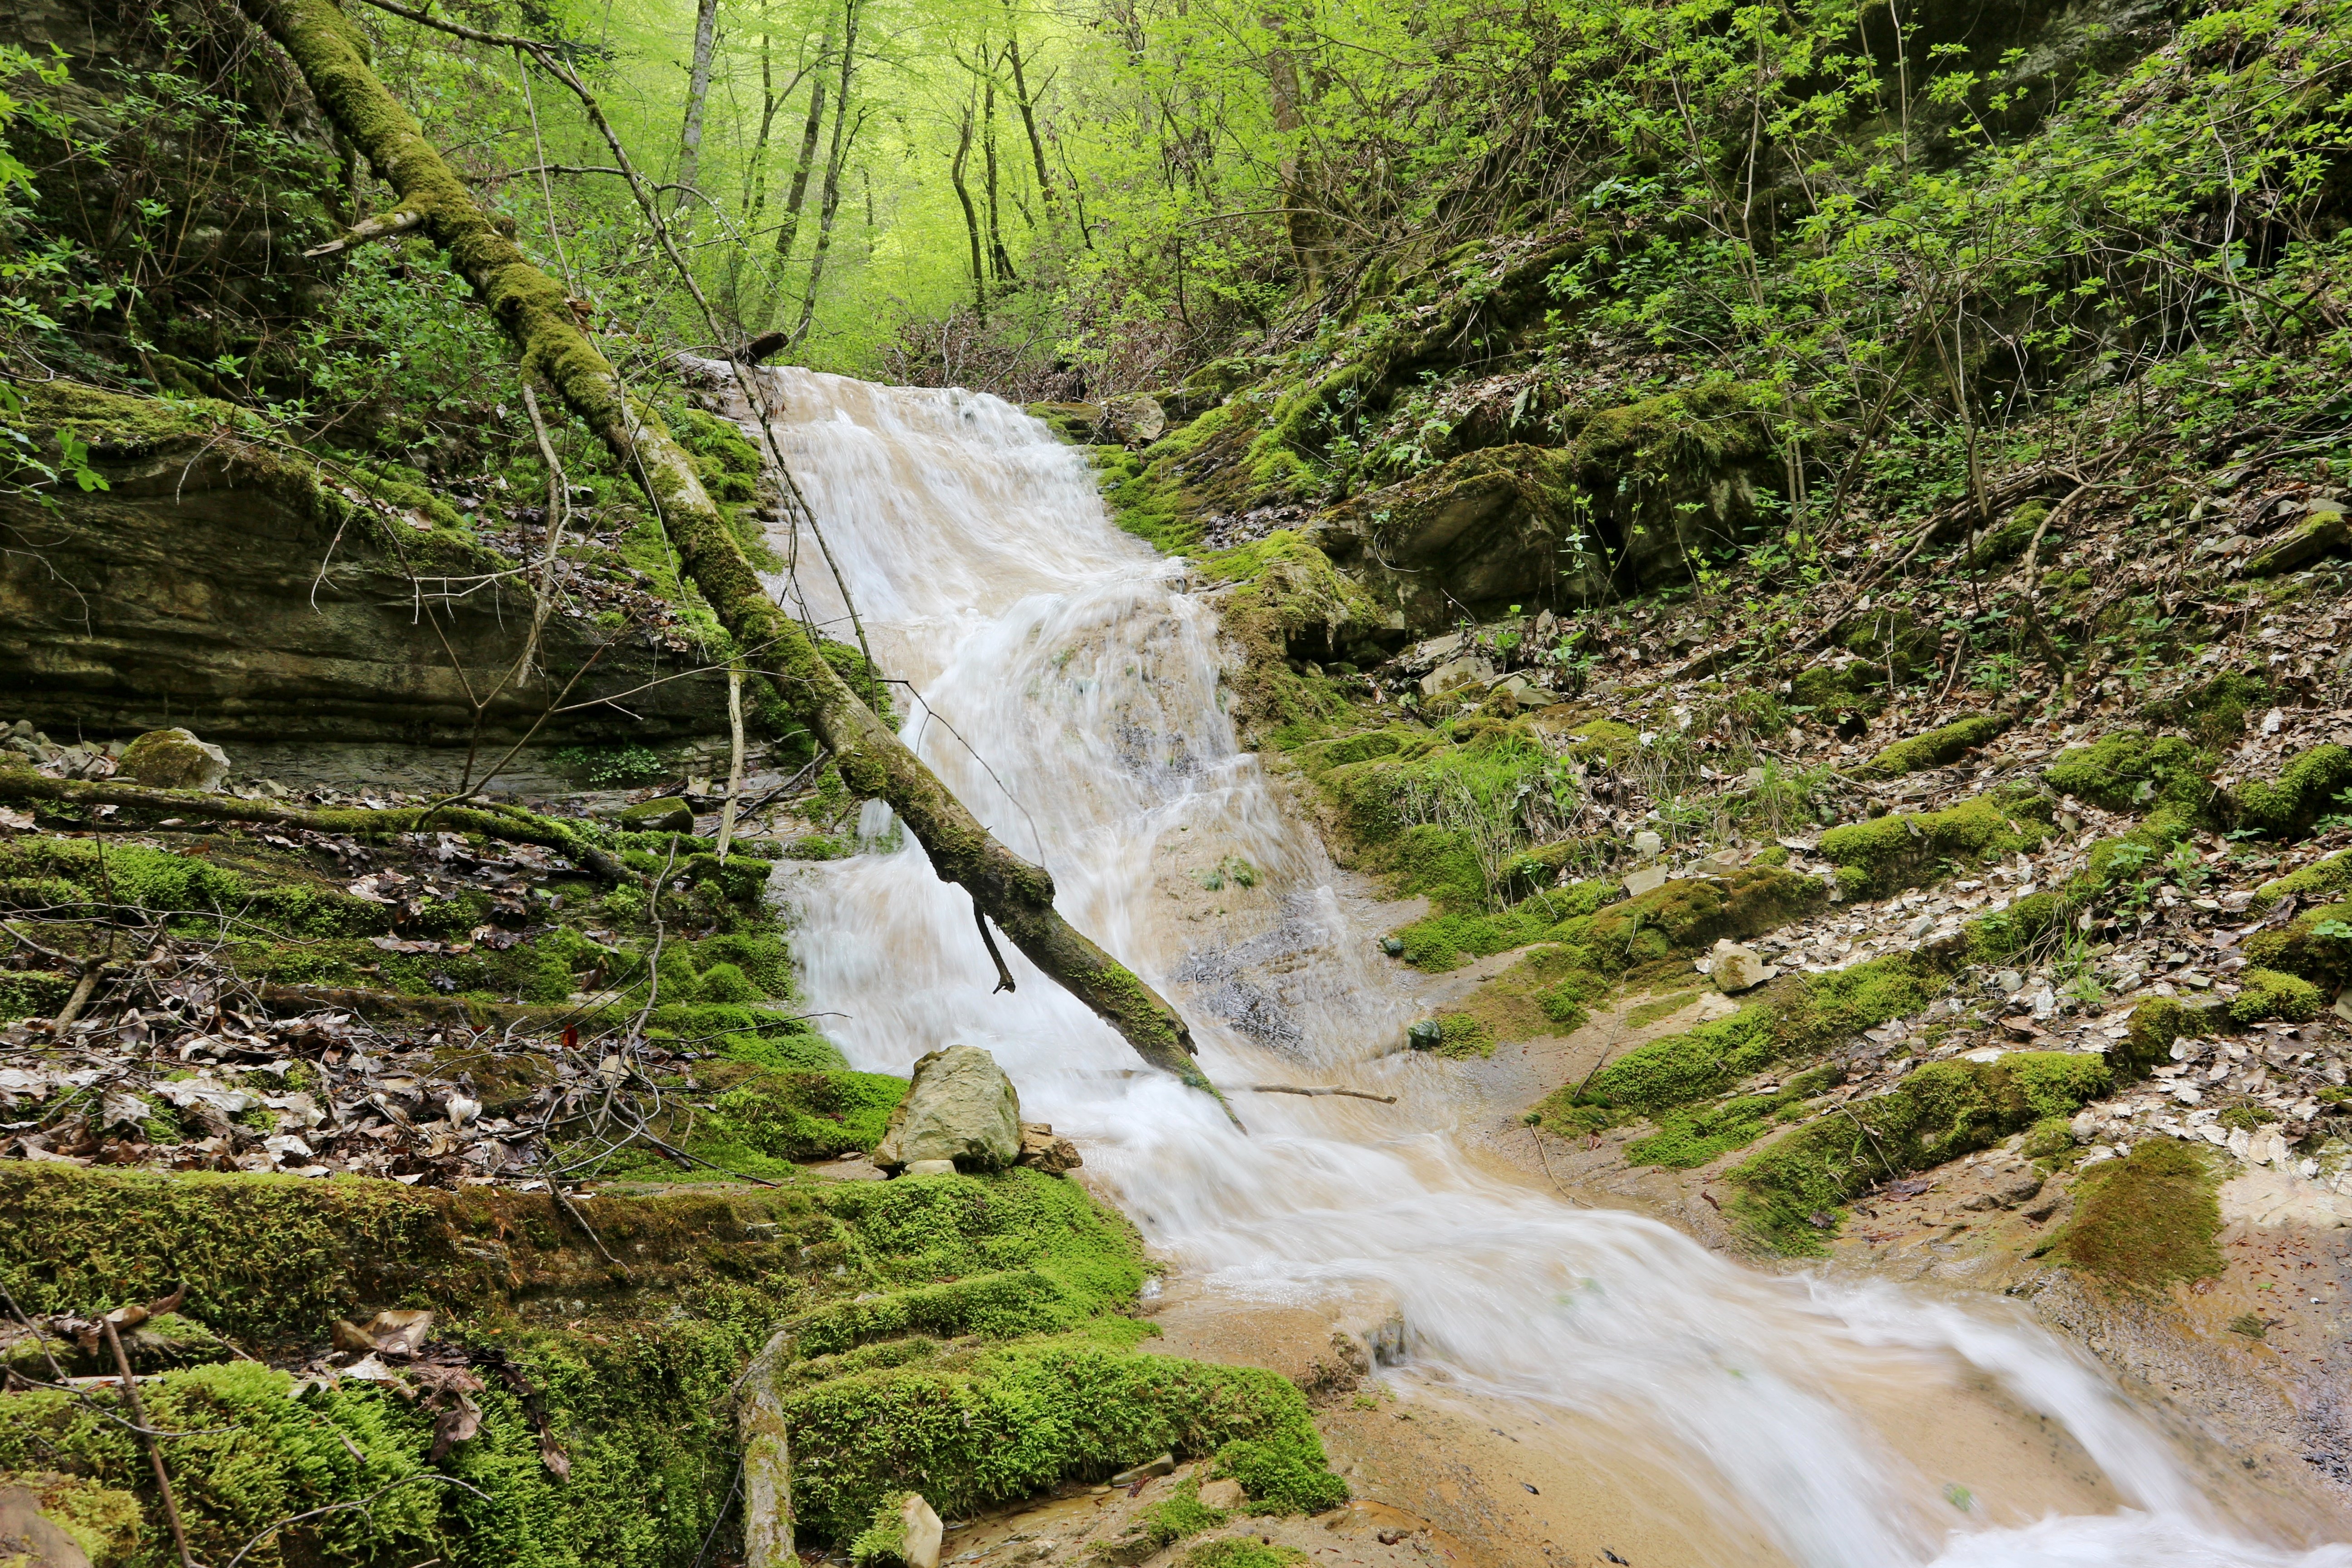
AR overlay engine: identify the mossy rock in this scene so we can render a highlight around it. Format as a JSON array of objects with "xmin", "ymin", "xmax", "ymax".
[
  {"xmin": 2228, "ymin": 966, "xmax": 2322, "ymax": 1024},
  {"xmin": 117, "ymin": 728, "xmax": 230, "ymax": 792},
  {"xmin": 2223, "ymin": 744, "xmax": 2352, "ymax": 840},
  {"xmin": 1574, "ymin": 863, "xmax": 1827, "ymax": 964},
  {"xmin": 2252, "ymin": 847, "xmax": 2352, "ymax": 911},
  {"xmin": 1818, "ymin": 792, "xmax": 2050, "ymax": 901},
  {"xmin": 618, "ymin": 797, "xmax": 694, "ymax": 833},
  {"xmin": 2147, "ymin": 669, "xmax": 2273, "ymax": 748},
  {"xmin": 1727, "ymin": 1050, "xmax": 2111, "ymax": 1251},
  {"xmin": 2041, "ymin": 731, "xmax": 2215, "ymax": 817},
  {"xmin": 1853, "ymin": 713, "xmax": 2011, "ymax": 780},
  {"xmin": 0, "ymin": 1471, "xmax": 144, "ymax": 1568},
  {"xmin": 2043, "ymin": 1140, "xmax": 2223, "ymax": 1292},
  {"xmin": 2239, "ymin": 902, "xmax": 2352, "ymax": 988},
  {"xmin": 1962, "ymin": 502, "xmax": 2045, "ymax": 568},
  {"xmin": 702, "ymin": 1069, "xmax": 907, "ymax": 1163},
  {"xmin": 1561, "ymin": 953, "xmax": 1935, "ymax": 1120},
  {"xmin": 1788, "ymin": 662, "xmax": 1887, "ymax": 720}
]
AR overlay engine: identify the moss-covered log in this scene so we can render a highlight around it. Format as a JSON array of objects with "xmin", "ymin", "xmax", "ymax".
[
  {"xmin": 0, "ymin": 768, "xmax": 629, "ymax": 883},
  {"xmin": 236, "ymin": 0, "xmax": 1220, "ymax": 1102}
]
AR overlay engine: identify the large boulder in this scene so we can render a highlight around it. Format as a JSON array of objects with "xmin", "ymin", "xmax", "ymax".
[
  {"xmin": 873, "ymin": 1045, "xmax": 1022, "ymax": 1172},
  {"xmin": 117, "ymin": 728, "xmax": 229, "ymax": 791}
]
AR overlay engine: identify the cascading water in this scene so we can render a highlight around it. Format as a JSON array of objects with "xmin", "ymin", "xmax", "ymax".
[{"xmin": 750, "ymin": 367, "xmax": 2349, "ymax": 1568}]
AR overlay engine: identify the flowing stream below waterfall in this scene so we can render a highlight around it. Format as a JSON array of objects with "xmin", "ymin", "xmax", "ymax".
[{"xmin": 745, "ymin": 368, "xmax": 2350, "ymax": 1568}]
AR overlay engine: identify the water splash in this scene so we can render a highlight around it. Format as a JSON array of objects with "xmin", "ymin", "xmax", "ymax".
[{"xmin": 753, "ymin": 366, "xmax": 2350, "ymax": 1568}]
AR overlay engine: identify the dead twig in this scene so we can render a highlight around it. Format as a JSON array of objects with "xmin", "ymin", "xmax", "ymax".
[
  {"xmin": 1249, "ymin": 1083, "xmax": 1397, "ymax": 1103},
  {"xmin": 101, "ymin": 1302, "xmax": 200, "ymax": 1568}
]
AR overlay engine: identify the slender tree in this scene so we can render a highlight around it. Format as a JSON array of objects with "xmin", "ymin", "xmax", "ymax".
[{"xmin": 673, "ymin": 0, "xmax": 722, "ymax": 211}]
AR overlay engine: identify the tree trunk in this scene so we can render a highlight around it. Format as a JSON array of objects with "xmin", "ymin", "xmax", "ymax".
[
  {"xmin": 1001, "ymin": 16, "xmax": 1054, "ymax": 212},
  {"xmin": 674, "ymin": 0, "xmax": 721, "ymax": 210},
  {"xmin": 788, "ymin": 0, "xmax": 860, "ymax": 346},
  {"xmin": 789, "ymin": 105, "xmax": 860, "ymax": 346},
  {"xmin": 1262, "ymin": 14, "xmax": 1324, "ymax": 293},
  {"xmin": 983, "ymin": 67, "xmax": 1015, "ymax": 282},
  {"xmin": 762, "ymin": 30, "xmax": 830, "ymax": 327},
  {"xmin": 951, "ymin": 97, "xmax": 987, "ymax": 322},
  {"xmin": 240, "ymin": 0, "xmax": 1225, "ymax": 1104}
]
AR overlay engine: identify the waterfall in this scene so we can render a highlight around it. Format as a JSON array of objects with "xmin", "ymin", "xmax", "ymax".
[{"xmin": 752, "ymin": 367, "xmax": 2349, "ymax": 1568}]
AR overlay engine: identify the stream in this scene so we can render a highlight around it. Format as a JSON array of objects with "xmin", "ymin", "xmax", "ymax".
[{"xmin": 750, "ymin": 368, "xmax": 2349, "ymax": 1568}]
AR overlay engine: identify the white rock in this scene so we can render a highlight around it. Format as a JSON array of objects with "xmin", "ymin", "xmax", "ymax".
[
  {"xmin": 897, "ymin": 1494, "xmax": 944, "ymax": 1568},
  {"xmin": 1708, "ymin": 939, "xmax": 1776, "ymax": 994},
  {"xmin": 902, "ymin": 1159, "xmax": 957, "ymax": 1177},
  {"xmin": 1622, "ymin": 865, "xmax": 1670, "ymax": 897},
  {"xmin": 1419, "ymin": 656, "xmax": 1496, "ymax": 698},
  {"xmin": 1632, "ymin": 829, "xmax": 1665, "ymax": 859}
]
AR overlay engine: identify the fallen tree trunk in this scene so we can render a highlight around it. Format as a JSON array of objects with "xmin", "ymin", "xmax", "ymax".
[
  {"xmin": 0, "ymin": 770, "xmax": 630, "ymax": 883},
  {"xmin": 235, "ymin": 0, "xmax": 1225, "ymax": 1106}
]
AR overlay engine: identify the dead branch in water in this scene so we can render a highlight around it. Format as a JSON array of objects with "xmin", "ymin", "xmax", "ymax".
[{"xmin": 1251, "ymin": 1083, "xmax": 1397, "ymax": 1104}]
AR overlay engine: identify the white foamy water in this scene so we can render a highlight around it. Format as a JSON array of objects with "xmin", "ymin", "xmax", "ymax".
[{"xmin": 750, "ymin": 368, "xmax": 2349, "ymax": 1568}]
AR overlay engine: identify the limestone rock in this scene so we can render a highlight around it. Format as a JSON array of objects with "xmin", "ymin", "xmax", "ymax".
[
  {"xmin": 887, "ymin": 1494, "xmax": 943, "ymax": 1568},
  {"xmin": 1197, "ymin": 1477, "xmax": 1246, "ymax": 1510},
  {"xmin": 874, "ymin": 1045, "xmax": 1021, "ymax": 1172},
  {"xmin": 1017, "ymin": 1120, "xmax": 1083, "ymax": 1176},
  {"xmin": 619, "ymin": 797, "xmax": 694, "ymax": 833},
  {"xmin": 1706, "ymin": 938, "xmax": 1776, "ymax": 993},
  {"xmin": 902, "ymin": 1159, "xmax": 957, "ymax": 1177},
  {"xmin": 1622, "ymin": 865, "xmax": 1670, "ymax": 897},
  {"xmin": 0, "ymin": 1485, "xmax": 93, "ymax": 1568},
  {"xmin": 118, "ymin": 728, "xmax": 229, "ymax": 792},
  {"xmin": 1102, "ymin": 394, "xmax": 1166, "ymax": 447},
  {"xmin": 1418, "ymin": 655, "xmax": 1494, "ymax": 698},
  {"xmin": 1632, "ymin": 829, "xmax": 1664, "ymax": 858}
]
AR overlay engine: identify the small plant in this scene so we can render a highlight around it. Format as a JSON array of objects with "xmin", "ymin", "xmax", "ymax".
[{"xmin": 553, "ymin": 744, "xmax": 670, "ymax": 789}]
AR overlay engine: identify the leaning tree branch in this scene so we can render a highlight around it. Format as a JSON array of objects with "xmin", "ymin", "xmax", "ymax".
[
  {"xmin": 238, "ymin": 0, "xmax": 1230, "ymax": 1110},
  {"xmin": 0, "ymin": 770, "xmax": 631, "ymax": 883},
  {"xmin": 302, "ymin": 206, "xmax": 424, "ymax": 257}
]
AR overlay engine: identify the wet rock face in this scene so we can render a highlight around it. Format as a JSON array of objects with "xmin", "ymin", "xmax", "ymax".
[
  {"xmin": 874, "ymin": 1044, "xmax": 1023, "ymax": 1171},
  {"xmin": 0, "ymin": 383, "xmax": 728, "ymax": 746}
]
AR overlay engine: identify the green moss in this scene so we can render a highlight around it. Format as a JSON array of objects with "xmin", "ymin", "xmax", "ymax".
[
  {"xmin": 782, "ymin": 1340, "xmax": 1343, "ymax": 1538},
  {"xmin": 2045, "ymin": 1140, "xmax": 2223, "ymax": 1292},
  {"xmin": 1853, "ymin": 714, "xmax": 2011, "ymax": 780},
  {"xmin": 847, "ymin": 1491, "xmax": 917, "ymax": 1566},
  {"xmin": 2239, "ymin": 902, "xmax": 2352, "ymax": 988},
  {"xmin": 7, "ymin": 1474, "xmax": 143, "ymax": 1568},
  {"xmin": 2041, "ymin": 731, "xmax": 2215, "ymax": 817},
  {"xmin": 2228, "ymin": 966, "xmax": 2322, "ymax": 1024},
  {"xmin": 2149, "ymin": 670, "xmax": 2273, "ymax": 748},
  {"xmin": 1818, "ymin": 794, "xmax": 2050, "ymax": 901},
  {"xmin": 1559, "ymin": 953, "xmax": 1938, "ymax": 1127},
  {"xmin": 2252, "ymin": 848, "xmax": 2352, "ymax": 910},
  {"xmin": 1386, "ymin": 877, "xmax": 1617, "ymax": 970},
  {"xmin": 1727, "ymin": 1051, "xmax": 2110, "ymax": 1251},
  {"xmin": 1186, "ymin": 1540, "xmax": 1308, "ymax": 1568},
  {"xmin": 1129, "ymin": 1475, "xmax": 1233, "ymax": 1550},
  {"xmin": 2226, "ymin": 745, "xmax": 2352, "ymax": 840},
  {"xmin": 696, "ymin": 1070, "xmax": 906, "ymax": 1166},
  {"xmin": 1573, "ymin": 864, "xmax": 1826, "ymax": 967},
  {"xmin": 1427, "ymin": 1013, "xmax": 1496, "ymax": 1059}
]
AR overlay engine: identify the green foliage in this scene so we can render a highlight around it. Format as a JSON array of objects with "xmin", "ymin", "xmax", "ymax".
[
  {"xmin": 848, "ymin": 1493, "xmax": 916, "ymax": 1566},
  {"xmin": 554, "ymin": 745, "xmax": 672, "ymax": 790}
]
